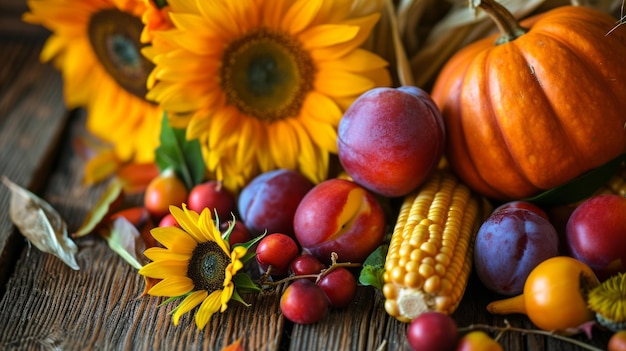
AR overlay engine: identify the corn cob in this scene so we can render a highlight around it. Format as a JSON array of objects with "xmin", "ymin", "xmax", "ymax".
[{"xmin": 382, "ymin": 171, "xmax": 489, "ymax": 322}]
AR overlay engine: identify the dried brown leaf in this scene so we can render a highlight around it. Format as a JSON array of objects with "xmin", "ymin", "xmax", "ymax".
[{"xmin": 2, "ymin": 176, "xmax": 79, "ymax": 270}]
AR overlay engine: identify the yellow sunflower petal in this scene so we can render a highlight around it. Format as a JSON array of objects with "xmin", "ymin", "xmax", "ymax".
[
  {"xmin": 282, "ymin": 0, "xmax": 322, "ymax": 35},
  {"xmin": 220, "ymin": 283, "xmax": 235, "ymax": 312},
  {"xmin": 260, "ymin": 0, "xmax": 290, "ymax": 27},
  {"xmin": 226, "ymin": 0, "xmax": 259, "ymax": 33},
  {"xmin": 196, "ymin": 0, "xmax": 239, "ymax": 38},
  {"xmin": 143, "ymin": 247, "xmax": 191, "ymax": 262},
  {"xmin": 170, "ymin": 205, "xmax": 205, "ymax": 243},
  {"xmin": 231, "ymin": 246, "xmax": 247, "ymax": 260},
  {"xmin": 301, "ymin": 91, "xmax": 343, "ymax": 125},
  {"xmin": 299, "ymin": 24, "xmax": 359, "ymax": 48},
  {"xmin": 208, "ymin": 105, "xmax": 241, "ymax": 150},
  {"xmin": 150, "ymin": 226, "xmax": 197, "ymax": 254},
  {"xmin": 195, "ymin": 290, "xmax": 223, "ymax": 329},
  {"xmin": 317, "ymin": 48, "xmax": 389, "ymax": 72},
  {"xmin": 299, "ymin": 115, "xmax": 339, "ymax": 153},
  {"xmin": 309, "ymin": 13, "xmax": 380, "ymax": 60},
  {"xmin": 173, "ymin": 290, "xmax": 208, "ymax": 325},
  {"xmin": 139, "ymin": 259, "xmax": 189, "ymax": 279},
  {"xmin": 267, "ymin": 121, "xmax": 299, "ymax": 170},
  {"xmin": 147, "ymin": 276, "xmax": 194, "ymax": 297},
  {"xmin": 315, "ymin": 70, "xmax": 375, "ymax": 97}
]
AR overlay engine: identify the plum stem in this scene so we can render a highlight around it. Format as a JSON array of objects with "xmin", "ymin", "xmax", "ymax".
[
  {"xmin": 458, "ymin": 320, "xmax": 604, "ymax": 351},
  {"xmin": 259, "ymin": 252, "xmax": 361, "ymax": 287}
]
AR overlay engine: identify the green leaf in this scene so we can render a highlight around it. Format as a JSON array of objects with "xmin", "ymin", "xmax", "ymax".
[
  {"xmin": 524, "ymin": 154, "xmax": 626, "ymax": 206},
  {"xmin": 100, "ymin": 217, "xmax": 145, "ymax": 270},
  {"xmin": 154, "ymin": 0, "xmax": 168, "ymax": 9},
  {"xmin": 235, "ymin": 231, "xmax": 266, "ymax": 264},
  {"xmin": 233, "ymin": 272, "xmax": 260, "ymax": 299},
  {"xmin": 358, "ymin": 244, "xmax": 388, "ymax": 290},
  {"xmin": 155, "ymin": 112, "xmax": 205, "ymax": 190}
]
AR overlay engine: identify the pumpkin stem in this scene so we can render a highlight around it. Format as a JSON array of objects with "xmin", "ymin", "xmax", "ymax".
[{"xmin": 477, "ymin": 0, "xmax": 528, "ymax": 44}]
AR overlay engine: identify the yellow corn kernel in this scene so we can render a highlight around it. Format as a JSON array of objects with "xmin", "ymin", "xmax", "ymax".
[{"xmin": 383, "ymin": 171, "xmax": 490, "ymax": 322}]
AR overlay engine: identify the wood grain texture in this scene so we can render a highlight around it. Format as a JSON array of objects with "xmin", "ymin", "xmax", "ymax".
[{"xmin": 0, "ymin": 37, "xmax": 68, "ymax": 296}]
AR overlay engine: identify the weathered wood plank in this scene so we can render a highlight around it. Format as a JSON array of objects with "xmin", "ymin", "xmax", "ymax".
[
  {"xmin": 0, "ymin": 37, "xmax": 68, "ymax": 295},
  {"xmin": 0, "ymin": 0, "xmax": 49, "ymax": 38}
]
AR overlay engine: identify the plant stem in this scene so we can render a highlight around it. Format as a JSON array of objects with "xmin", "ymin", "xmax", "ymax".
[
  {"xmin": 258, "ymin": 253, "xmax": 361, "ymax": 288},
  {"xmin": 476, "ymin": 0, "xmax": 528, "ymax": 44},
  {"xmin": 458, "ymin": 322, "xmax": 604, "ymax": 351}
]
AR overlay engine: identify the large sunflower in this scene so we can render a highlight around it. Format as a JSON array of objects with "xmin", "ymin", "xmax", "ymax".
[
  {"xmin": 144, "ymin": 0, "xmax": 391, "ymax": 191},
  {"xmin": 23, "ymin": 0, "xmax": 162, "ymax": 164},
  {"xmin": 138, "ymin": 205, "xmax": 251, "ymax": 328}
]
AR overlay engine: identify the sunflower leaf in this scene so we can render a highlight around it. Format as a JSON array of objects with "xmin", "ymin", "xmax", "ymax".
[
  {"xmin": 233, "ymin": 272, "xmax": 261, "ymax": 294},
  {"xmin": 73, "ymin": 180, "xmax": 124, "ymax": 238},
  {"xmin": 160, "ymin": 293, "xmax": 189, "ymax": 308},
  {"xmin": 155, "ymin": 112, "xmax": 205, "ymax": 190},
  {"xmin": 230, "ymin": 288, "xmax": 251, "ymax": 307},
  {"xmin": 358, "ymin": 244, "xmax": 387, "ymax": 290},
  {"xmin": 235, "ymin": 231, "xmax": 266, "ymax": 264},
  {"xmin": 2, "ymin": 176, "xmax": 79, "ymax": 270},
  {"xmin": 100, "ymin": 216, "xmax": 146, "ymax": 270}
]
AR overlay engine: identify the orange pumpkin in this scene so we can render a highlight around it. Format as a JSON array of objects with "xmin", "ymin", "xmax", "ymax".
[{"xmin": 431, "ymin": 0, "xmax": 626, "ymax": 201}]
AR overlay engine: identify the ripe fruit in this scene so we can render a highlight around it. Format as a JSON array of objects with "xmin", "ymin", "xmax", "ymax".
[
  {"xmin": 317, "ymin": 267, "xmax": 357, "ymax": 308},
  {"xmin": 280, "ymin": 279, "xmax": 329, "ymax": 324},
  {"xmin": 158, "ymin": 213, "xmax": 179, "ymax": 228},
  {"xmin": 406, "ymin": 312, "xmax": 458, "ymax": 351},
  {"xmin": 609, "ymin": 330, "xmax": 626, "ymax": 351},
  {"xmin": 187, "ymin": 180, "xmax": 236, "ymax": 220},
  {"xmin": 455, "ymin": 331, "xmax": 502, "ymax": 351},
  {"xmin": 566, "ymin": 194, "xmax": 626, "ymax": 281},
  {"xmin": 431, "ymin": 3, "xmax": 626, "ymax": 200},
  {"xmin": 144, "ymin": 171, "xmax": 188, "ymax": 219},
  {"xmin": 220, "ymin": 220, "xmax": 252, "ymax": 247},
  {"xmin": 474, "ymin": 207, "xmax": 559, "ymax": 295},
  {"xmin": 238, "ymin": 169, "xmax": 314, "ymax": 237},
  {"xmin": 290, "ymin": 254, "xmax": 326, "ymax": 279},
  {"xmin": 487, "ymin": 256, "xmax": 599, "ymax": 332},
  {"xmin": 293, "ymin": 178, "xmax": 385, "ymax": 264},
  {"xmin": 255, "ymin": 233, "xmax": 300, "ymax": 277},
  {"xmin": 337, "ymin": 86, "xmax": 445, "ymax": 197},
  {"xmin": 493, "ymin": 200, "xmax": 549, "ymax": 221}
]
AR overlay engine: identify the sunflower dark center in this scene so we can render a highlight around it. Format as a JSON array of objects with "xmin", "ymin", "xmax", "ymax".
[
  {"xmin": 187, "ymin": 241, "xmax": 230, "ymax": 292},
  {"xmin": 220, "ymin": 28, "xmax": 316, "ymax": 122},
  {"xmin": 87, "ymin": 9, "xmax": 154, "ymax": 100}
]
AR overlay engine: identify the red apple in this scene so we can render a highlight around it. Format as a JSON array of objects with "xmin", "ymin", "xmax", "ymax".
[
  {"xmin": 293, "ymin": 178, "xmax": 385, "ymax": 264},
  {"xmin": 337, "ymin": 86, "xmax": 445, "ymax": 197},
  {"xmin": 566, "ymin": 194, "xmax": 626, "ymax": 281}
]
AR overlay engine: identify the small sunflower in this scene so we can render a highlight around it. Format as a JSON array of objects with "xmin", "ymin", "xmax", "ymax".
[
  {"xmin": 139, "ymin": 205, "xmax": 258, "ymax": 329},
  {"xmin": 23, "ymin": 0, "xmax": 162, "ymax": 165},
  {"xmin": 144, "ymin": 0, "xmax": 391, "ymax": 191}
]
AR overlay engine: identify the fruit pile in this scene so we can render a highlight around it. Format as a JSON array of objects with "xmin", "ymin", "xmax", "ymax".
[{"xmin": 128, "ymin": 0, "xmax": 626, "ymax": 349}]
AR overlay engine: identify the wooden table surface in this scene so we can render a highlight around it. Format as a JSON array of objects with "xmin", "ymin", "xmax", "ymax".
[{"xmin": 0, "ymin": 33, "xmax": 615, "ymax": 351}]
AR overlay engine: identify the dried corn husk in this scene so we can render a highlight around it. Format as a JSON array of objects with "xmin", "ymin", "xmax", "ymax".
[{"xmin": 368, "ymin": 0, "xmax": 624, "ymax": 89}]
